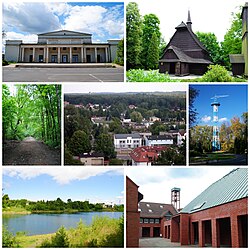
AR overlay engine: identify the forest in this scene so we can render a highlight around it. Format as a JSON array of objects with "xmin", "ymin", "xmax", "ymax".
[
  {"xmin": 2, "ymin": 194, "xmax": 124, "ymax": 213},
  {"xmin": 64, "ymin": 92, "xmax": 186, "ymax": 164},
  {"xmin": 2, "ymin": 84, "xmax": 61, "ymax": 165}
]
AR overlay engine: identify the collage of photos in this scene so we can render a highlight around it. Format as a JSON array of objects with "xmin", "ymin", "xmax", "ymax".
[{"xmin": 1, "ymin": 0, "xmax": 248, "ymax": 249}]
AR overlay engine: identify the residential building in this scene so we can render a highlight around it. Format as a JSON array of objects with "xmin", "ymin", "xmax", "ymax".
[
  {"xmin": 159, "ymin": 11, "xmax": 212, "ymax": 75},
  {"xmin": 160, "ymin": 129, "xmax": 186, "ymax": 145},
  {"xmin": 164, "ymin": 168, "xmax": 248, "ymax": 248},
  {"xmin": 139, "ymin": 202, "xmax": 178, "ymax": 238},
  {"xmin": 130, "ymin": 146, "xmax": 167, "ymax": 166},
  {"xmin": 114, "ymin": 133, "xmax": 142, "ymax": 150},
  {"xmin": 78, "ymin": 153, "xmax": 104, "ymax": 165},
  {"xmin": 5, "ymin": 30, "xmax": 120, "ymax": 63},
  {"xmin": 145, "ymin": 135, "xmax": 174, "ymax": 146},
  {"xmin": 126, "ymin": 177, "xmax": 143, "ymax": 248}
]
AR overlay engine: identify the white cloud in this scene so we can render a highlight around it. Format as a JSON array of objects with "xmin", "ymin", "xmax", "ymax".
[
  {"xmin": 201, "ymin": 115, "xmax": 211, "ymax": 123},
  {"xmin": 5, "ymin": 32, "xmax": 38, "ymax": 43},
  {"xmin": 126, "ymin": 167, "xmax": 236, "ymax": 208},
  {"xmin": 3, "ymin": 2, "xmax": 61, "ymax": 33},
  {"xmin": 3, "ymin": 167, "xmax": 123, "ymax": 185},
  {"xmin": 219, "ymin": 117, "xmax": 228, "ymax": 122}
]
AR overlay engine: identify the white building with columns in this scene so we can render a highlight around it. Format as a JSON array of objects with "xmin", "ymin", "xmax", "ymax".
[{"xmin": 5, "ymin": 30, "xmax": 120, "ymax": 63}]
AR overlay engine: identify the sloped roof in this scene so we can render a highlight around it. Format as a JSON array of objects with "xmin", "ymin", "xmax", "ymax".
[
  {"xmin": 38, "ymin": 30, "xmax": 92, "ymax": 36},
  {"xmin": 160, "ymin": 45, "xmax": 212, "ymax": 64},
  {"xmin": 229, "ymin": 54, "xmax": 245, "ymax": 64},
  {"xmin": 114, "ymin": 133, "xmax": 141, "ymax": 139},
  {"xmin": 139, "ymin": 202, "xmax": 178, "ymax": 218},
  {"xmin": 181, "ymin": 168, "xmax": 248, "ymax": 214}
]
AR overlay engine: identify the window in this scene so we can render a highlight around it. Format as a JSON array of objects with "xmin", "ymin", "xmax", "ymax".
[
  {"xmin": 155, "ymin": 219, "xmax": 160, "ymax": 223},
  {"xmin": 144, "ymin": 218, "xmax": 149, "ymax": 224},
  {"xmin": 148, "ymin": 209, "xmax": 152, "ymax": 213},
  {"xmin": 63, "ymin": 47, "xmax": 66, "ymax": 50},
  {"xmin": 146, "ymin": 204, "xmax": 150, "ymax": 207},
  {"xmin": 140, "ymin": 218, "xmax": 143, "ymax": 224},
  {"xmin": 150, "ymin": 219, "xmax": 154, "ymax": 224},
  {"xmin": 52, "ymin": 47, "xmax": 56, "ymax": 50},
  {"xmin": 73, "ymin": 47, "xmax": 77, "ymax": 50}
]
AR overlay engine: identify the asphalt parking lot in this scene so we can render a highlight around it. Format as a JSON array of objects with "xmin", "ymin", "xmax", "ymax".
[{"xmin": 3, "ymin": 66, "xmax": 124, "ymax": 82}]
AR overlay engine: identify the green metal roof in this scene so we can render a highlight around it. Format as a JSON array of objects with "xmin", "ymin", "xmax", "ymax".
[{"xmin": 181, "ymin": 168, "xmax": 248, "ymax": 214}]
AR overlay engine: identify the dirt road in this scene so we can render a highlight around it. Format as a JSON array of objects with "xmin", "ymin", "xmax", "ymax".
[{"xmin": 3, "ymin": 137, "xmax": 61, "ymax": 165}]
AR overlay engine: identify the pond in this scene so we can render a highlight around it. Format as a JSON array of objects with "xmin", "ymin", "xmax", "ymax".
[{"xmin": 3, "ymin": 211, "xmax": 123, "ymax": 236}]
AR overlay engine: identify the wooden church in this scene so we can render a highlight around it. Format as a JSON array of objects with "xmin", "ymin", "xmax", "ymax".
[{"xmin": 159, "ymin": 11, "xmax": 212, "ymax": 76}]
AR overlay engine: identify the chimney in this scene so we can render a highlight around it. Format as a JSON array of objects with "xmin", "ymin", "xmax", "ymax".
[{"xmin": 186, "ymin": 10, "xmax": 192, "ymax": 30}]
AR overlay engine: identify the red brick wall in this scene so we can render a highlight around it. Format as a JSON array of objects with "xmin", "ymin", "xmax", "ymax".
[
  {"xmin": 126, "ymin": 177, "xmax": 140, "ymax": 247},
  {"xmin": 180, "ymin": 213, "xmax": 189, "ymax": 245}
]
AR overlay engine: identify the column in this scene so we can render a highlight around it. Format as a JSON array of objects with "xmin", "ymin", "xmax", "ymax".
[
  {"xmin": 58, "ymin": 47, "xmax": 60, "ymax": 63},
  {"xmin": 211, "ymin": 219, "xmax": 220, "ymax": 247},
  {"xmin": 150, "ymin": 227, "xmax": 154, "ymax": 237},
  {"xmin": 105, "ymin": 47, "xmax": 108, "ymax": 63},
  {"xmin": 32, "ymin": 47, "xmax": 35, "ymax": 62},
  {"xmin": 231, "ymin": 215, "xmax": 240, "ymax": 248},
  {"xmin": 46, "ymin": 47, "xmax": 49, "ymax": 63},
  {"xmin": 43, "ymin": 47, "xmax": 46, "ymax": 63},
  {"xmin": 81, "ymin": 47, "xmax": 84, "ymax": 63},
  {"xmin": 199, "ymin": 221, "xmax": 205, "ymax": 247},
  {"xmin": 84, "ymin": 47, "xmax": 87, "ymax": 62},
  {"xmin": 69, "ymin": 47, "xmax": 72, "ymax": 63},
  {"xmin": 95, "ymin": 47, "xmax": 97, "ymax": 63},
  {"xmin": 22, "ymin": 48, "xmax": 25, "ymax": 62}
]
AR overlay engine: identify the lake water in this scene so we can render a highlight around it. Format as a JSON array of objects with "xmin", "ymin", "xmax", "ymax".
[{"xmin": 3, "ymin": 211, "xmax": 123, "ymax": 236}]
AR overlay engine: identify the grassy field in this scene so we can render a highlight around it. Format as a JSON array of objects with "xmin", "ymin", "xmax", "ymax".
[
  {"xmin": 2, "ymin": 207, "xmax": 31, "ymax": 215},
  {"xmin": 190, "ymin": 152, "xmax": 236, "ymax": 163}
]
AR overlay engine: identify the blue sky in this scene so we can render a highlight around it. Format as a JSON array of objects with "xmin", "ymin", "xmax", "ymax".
[
  {"xmin": 3, "ymin": 167, "xmax": 124, "ymax": 205},
  {"xmin": 190, "ymin": 84, "xmax": 248, "ymax": 126},
  {"xmin": 3, "ymin": 2, "xmax": 124, "ymax": 46},
  {"xmin": 127, "ymin": 167, "xmax": 238, "ymax": 208}
]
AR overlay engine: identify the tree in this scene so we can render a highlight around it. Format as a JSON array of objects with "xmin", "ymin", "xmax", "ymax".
[
  {"xmin": 130, "ymin": 111, "xmax": 143, "ymax": 123},
  {"xmin": 141, "ymin": 14, "xmax": 161, "ymax": 69},
  {"xmin": 147, "ymin": 32, "xmax": 160, "ymax": 69},
  {"xmin": 115, "ymin": 38, "xmax": 124, "ymax": 65},
  {"xmin": 221, "ymin": 9, "xmax": 242, "ymax": 69},
  {"xmin": 67, "ymin": 130, "xmax": 91, "ymax": 156},
  {"xmin": 196, "ymin": 32, "xmax": 223, "ymax": 64},
  {"xmin": 95, "ymin": 134, "xmax": 116, "ymax": 159},
  {"xmin": 189, "ymin": 87, "xmax": 199, "ymax": 127},
  {"xmin": 126, "ymin": 2, "xmax": 143, "ymax": 69}
]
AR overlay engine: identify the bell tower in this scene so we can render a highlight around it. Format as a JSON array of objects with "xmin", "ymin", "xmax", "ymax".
[
  {"xmin": 186, "ymin": 10, "xmax": 192, "ymax": 30},
  {"xmin": 171, "ymin": 187, "xmax": 181, "ymax": 211}
]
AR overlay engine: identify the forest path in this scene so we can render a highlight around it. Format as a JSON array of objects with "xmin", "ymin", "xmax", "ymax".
[{"xmin": 3, "ymin": 137, "xmax": 61, "ymax": 165}]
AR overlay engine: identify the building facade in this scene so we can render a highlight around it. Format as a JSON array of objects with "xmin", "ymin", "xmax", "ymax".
[
  {"xmin": 159, "ymin": 11, "xmax": 212, "ymax": 75},
  {"xmin": 114, "ymin": 133, "xmax": 142, "ymax": 150},
  {"xmin": 164, "ymin": 168, "xmax": 248, "ymax": 248},
  {"xmin": 126, "ymin": 177, "xmax": 143, "ymax": 248},
  {"xmin": 145, "ymin": 135, "xmax": 174, "ymax": 146},
  {"xmin": 5, "ymin": 30, "xmax": 120, "ymax": 63}
]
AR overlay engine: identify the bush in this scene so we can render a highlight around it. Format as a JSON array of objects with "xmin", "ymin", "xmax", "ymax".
[
  {"xmin": 199, "ymin": 65, "xmax": 235, "ymax": 82},
  {"xmin": 2, "ymin": 59, "xmax": 9, "ymax": 66},
  {"xmin": 2, "ymin": 226, "xmax": 18, "ymax": 248},
  {"xmin": 126, "ymin": 69, "xmax": 176, "ymax": 82}
]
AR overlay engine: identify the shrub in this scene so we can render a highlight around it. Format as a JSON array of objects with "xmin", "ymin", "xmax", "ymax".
[
  {"xmin": 199, "ymin": 65, "xmax": 233, "ymax": 82},
  {"xmin": 126, "ymin": 69, "xmax": 176, "ymax": 82},
  {"xmin": 2, "ymin": 59, "xmax": 9, "ymax": 66},
  {"xmin": 2, "ymin": 226, "xmax": 18, "ymax": 248}
]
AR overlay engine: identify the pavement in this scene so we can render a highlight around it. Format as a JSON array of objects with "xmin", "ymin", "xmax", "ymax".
[
  {"xmin": 139, "ymin": 238, "xmax": 198, "ymax": 248},
  {"xmin": 3, "ymin": 64, "xmax": 124, "ymax": 82}
]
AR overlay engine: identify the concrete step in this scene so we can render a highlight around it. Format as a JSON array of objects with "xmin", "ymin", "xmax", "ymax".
[{"xmin": 14, "ymin": 63, "xmax": 117, "ymax": 68}]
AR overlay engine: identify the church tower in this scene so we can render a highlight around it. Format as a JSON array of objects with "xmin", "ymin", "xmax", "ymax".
[{"xmin": 186, "ymin": 10, "xmax": 192, "ymax": 30}]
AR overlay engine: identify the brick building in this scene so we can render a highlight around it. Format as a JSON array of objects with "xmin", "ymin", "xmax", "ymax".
[
  {"xmin": 164, "ymin": 168, "xmax": 248, "ymax": 248},
  {"xmin": 126, "ymin": 177, "xmax": 143, "ymax": 247},
  {"xmin": 139, "ymin": 202, "xmax": 177, "ymax": 238}
]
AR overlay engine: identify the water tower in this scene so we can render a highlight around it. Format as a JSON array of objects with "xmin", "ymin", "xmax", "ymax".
[
  {"xmin": 171, "ymin": 187, "xmax": 181, "ymax": 211},
  {"xmin": 211, "ymin": 95, "xmax": 228, "ymax": 151}
]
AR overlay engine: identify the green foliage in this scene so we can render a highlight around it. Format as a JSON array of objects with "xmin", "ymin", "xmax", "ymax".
[
  {"xmin": 2, "ymin": 225, "xmax": 18, "ymax": 248},
  {"xmin": 126, "ymin": 69, "xmax": 176, "ymax": 82},
  {"xmin": 126, "ymin": 2, "xmax": 143, "ymax": 69},
  {"xmin": 196, "ymin": 32, "xmax": 223, "ymax": 65},
  {"xmin": 189, "ymin": 87, "xmax": 199, "ymax": 126},
  {"xmin": 39, "ymin": 217, "xmax": 124, "ymax": 248},
  {"xmin": 221, "ymin": 9, "xmax": 242, "ymax": 69},
  {"xmin": 95, "ymin": 134, "xmax": 116, "ymax": 159},
  {"xmin": 109, "ymin": 158, "xmax": 124, "ymax": 165},
  {"xmin": 199, "ymin": 65, "xmax": 233, "ymax": 82},
  {"xmin": 114, "ymin": 38, "xmax": 124, "ymax": 65},
  {"xmin": 2, "ymin": 84, "xmax": 61, "ymax": 148},
  {"xmin": 130, "ymin": 111, "xmax": 143, "ymax": 123},
  {"xmin": 67, "ymin": 130, "xmax": 91, "ymax": 156},
  {"xmin": 2, "ymin": 59, "xmax": 9, "ymax": 66},
  {"xmin": 155, "ymin": 147, "xmax": 185, "ymax": 165},
  {"xmin": 141, "ymin": 14, "xmax": 161, "ymax": 69}
]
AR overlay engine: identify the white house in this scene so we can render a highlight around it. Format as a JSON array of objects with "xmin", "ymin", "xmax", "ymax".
[
  {"xmin": 145, "ymin": 135, "xmax": 174, "ymax": 147},
  {"xmin": 114, "ymin": 133, "xmax": 142, "ymax": 150},
  {"xmin": 5, "ymin": 30, "xmax": 120, "ymax": 63}
]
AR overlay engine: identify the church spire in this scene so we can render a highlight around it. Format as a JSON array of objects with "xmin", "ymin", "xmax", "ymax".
[{"xmin": 187, "ymin": 10, "xmax": 192, "ymax": 30}]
